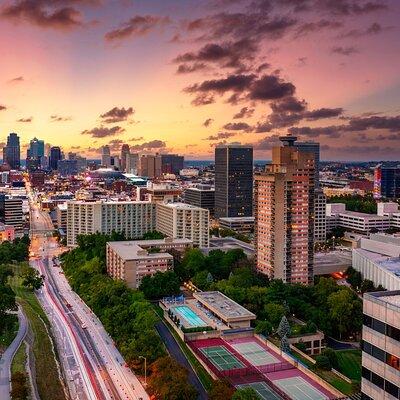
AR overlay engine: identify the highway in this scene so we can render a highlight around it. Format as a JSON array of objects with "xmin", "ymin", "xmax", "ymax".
[{"xmin": 28, "ymin": 182, "xmax": 149, "ymax": 400}]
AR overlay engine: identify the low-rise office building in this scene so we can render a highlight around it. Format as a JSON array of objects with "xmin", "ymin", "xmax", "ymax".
[
  {"xmin": 362, "ymin": 290, "xmax": 400, "ymax": 400},
  {"xmin": 327, "ymin": 203, "xmax": 390, "ymax": 234},
  {"xmin": 0, "ymin": 222, "xmax": 15, "ymax": 242},
  {"xmin": 156, "ymin": 202, "xmax": 209, "ymax": 247},
  {"xmin": 353, "ymin": 233, "xmax": 400, "ymax": 291},
  {"xmin": 184, "ymin": 185, "xmax": 215, "ymax": 217},
  {"xmin": 218, "ymin": 216, "xmax": 254, "ymax": 234},
  {"xmin": 106, "ymin": 238, "xmax": 192, "ymax": 289}
]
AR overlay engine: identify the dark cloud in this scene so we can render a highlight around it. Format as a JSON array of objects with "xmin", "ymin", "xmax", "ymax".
[
  {"xmin": 288, "ymin": 115, "xmax": 400, "ymax": 139},
  {"xmin": 176, "ymin": 63, "xmax": 207, "ymax": 74},
  {"xmin": 270, "ymin": 96, "xmax": 307, "ymax": 113},
  {"xmin": 233, "ymin": 107, "xmax": 255, "ymax": 119},
  {"xmin": 203, "ymin": 118, "xmax": 214, "ymax": 127},
  {"xmin": 108, "ymin": 139, "xmax": 124, "ymax": 151},
  {"xmin": 320, "ymin": 0, "xmax": 388, "ymax": 16},
  {"xmin": 16, "ymin": 117, "xmax": 32, "ymax": 123},
  {"xmin": 248, "ymin": 74, "xmax": 296, "ymax": 101},
  {"xmin": 184, "ymin": 74, "xmax": 255, "ymax": 95},
  {"xmin": 100, "ymin": 106, "xmax": 134, "ymax": 123},
  {"xmin": 294, "ymin": 19, "xmax": 343, "ymax": 37},
  {"xmin": 130, "ymin": 140, "xmax": 166, "ymax": 151},
  {"xmin": 191, "ymin": 93, "xmax": 215, "ymax": 106},
  {"xmin": 8, "ymin": 76, "xmax": 24, "ymax": 83},
  {"xmin": 105, "ymin": 15, "xmax": 169, "ymax": 41},
  {"xmin": 331, "ymin": 46, "xmax": 359, "ymax": 56},
  {"xmin": 204, "ymin": 132, "xmax": 237, "ymax": 141},
  {"xmin": 0, "ymin": 105, "xmax": 6, "ymax": 111},
  {"xmin": 0, "ymin": 0, "xmax": 92, "ymax": 29},
  {"xmin": 252, "ymin": 134, "xmax": 280, "ymax": 150},
  {"xmin": 338, "ymin": 22, "xmax": 389, "ymax": 38},
  {"xmin": 81, "ymin": 125, "xmax": 125, "ymax": 138},
  {"xmin": 130, "ymin": 136, "xmax": 144, "ymax": 142},
  {"xmin": 174, "ymin": 39, "xmax": 259, "ymax": 73},
  {"xmin": 255, "ymin": 63, "xmax": 270, "ymax": 73},
  {"xmin": 223, "ymin": 122, "xmax": 253, "ymax": 132},
  {"xmin": 304, "ymin": 107, "xmax": 343, "ymax": 120},
  {"xmin": 185, "ymin": 73, "xmax": 295, "ymax": 106},
  {"xmin": 50, "ymin": 114, "xmax": 72, "ymax": 122},
  {"xmin": 254, "ymin": 97, "xmax": 343, "ymax": 132}
]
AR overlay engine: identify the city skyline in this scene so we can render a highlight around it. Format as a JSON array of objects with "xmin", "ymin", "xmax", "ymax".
[{"xmin": 0, "ymin": 0, "xmax": 399, "ymax": 161}]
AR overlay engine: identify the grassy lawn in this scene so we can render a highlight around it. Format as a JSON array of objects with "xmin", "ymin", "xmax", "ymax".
[
  {"xmin": 11, "ymin": 341, "xmax": 27, "ymax": 375},
  {"xmin": 9, "ymin": 264, "xmax": 66, "ymax": 400},
  {"xmin": 153, "ymin": 305, "xmax": 213, "ymax": 392},
  {"xmin": 0, "ymin": 314, "xmax": 18, "ymax": 352},
  {"xmin": 336, "ymin": 349, "xmax": 362, "ymax": 382},
  {"xmin": 289, "ymin": 347, "xmax": 354, "ymax": 396}
]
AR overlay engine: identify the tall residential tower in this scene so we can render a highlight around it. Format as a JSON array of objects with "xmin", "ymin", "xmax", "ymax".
[{"xmin": 254, "ymin": 136, "xmax": 315, "ymax": 284}]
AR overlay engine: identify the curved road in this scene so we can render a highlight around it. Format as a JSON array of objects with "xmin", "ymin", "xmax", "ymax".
[{"xmin": 0, "ymin": 307, "xmax": 28, "ymax": 400}]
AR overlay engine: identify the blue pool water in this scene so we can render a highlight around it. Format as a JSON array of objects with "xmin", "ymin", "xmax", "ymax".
[{"xmin": 174, "ymin": 306, "xmax": 207, "ymax": 327}]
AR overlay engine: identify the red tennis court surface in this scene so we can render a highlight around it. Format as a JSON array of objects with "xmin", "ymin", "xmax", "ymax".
[{"xmin": 188, "ymin": 336, "xmax": 340, "ymax": 400}]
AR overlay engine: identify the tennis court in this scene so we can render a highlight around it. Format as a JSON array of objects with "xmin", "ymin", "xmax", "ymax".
[
  {"xmin": 230, "ymin": 341, "xmax": 279, "ymax": 367},
  {"xmin": 274, "ymin": 376, "xmax": 329, "ymax": 400},
  {"xmin": 200, "ymin": 345, "xmax": 244, "ymax": 371},
  {"xmin": 236, "ymin": 382, "xmax": 282, "ymax": 400}
]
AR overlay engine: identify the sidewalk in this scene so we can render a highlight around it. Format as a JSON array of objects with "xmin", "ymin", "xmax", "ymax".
[{"xmin": 0, "ymin": 307, "xmax": 28, "ymax": 400}]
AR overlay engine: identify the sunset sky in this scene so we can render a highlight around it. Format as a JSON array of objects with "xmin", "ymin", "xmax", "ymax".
[{"xmin": 0, "ymin": 0, "xmax": 400, "ymax": 161}]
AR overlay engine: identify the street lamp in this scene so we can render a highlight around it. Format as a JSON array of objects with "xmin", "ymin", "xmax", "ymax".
[{"xmin": 139, "ymin": 356, "xmax": 147, "ymax": 386}]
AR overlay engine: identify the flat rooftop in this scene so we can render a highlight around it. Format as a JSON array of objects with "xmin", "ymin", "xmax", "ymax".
[
  {"xmin": 107, "ymin": 239, "xmax": 191, "ymax": 260},
  {"xmin": 355, "ymin": 248, "xmax": 400, "ymax": 277},
  {"xmin": 367, "ymin": 290, "xmax": 400, "ymax": 308},
  {"xmin": 219, "ymin": 217, "xmax": 255, "ymax": 223},
  {"xmin": 340, "ymin": 210, "xmax": 389, "ymax": 220},
  {"xmin": 159, "ymin": 202, "xmax": 205, "ymax": 210},
  {"xmin": 194, "ymin": 291, "xmax": 256, "ymax": 321}
]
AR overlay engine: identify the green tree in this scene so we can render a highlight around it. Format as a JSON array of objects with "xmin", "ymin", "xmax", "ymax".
[
  {"xmin": 209, "ymin": 380, "xmax": 234, "ymax": 400},
  {"xmin": 277, "ymin": 315, "xmax": 291, "ymax": 338},
  {"xmin": 139, "ymin": 271, "xmax": 180, "ymax": 299},
  {"xmin": 148, "ymin": 356, "xmax": 198, "ymax": 400},
  {"xmin": 141, "ymin": 231, "xmax": 165, "ymax": 240},
  {"xmin": 315, "ymin": 355, "xmax": 332, "ymax": 370},
  {"xmin": 21, "ymin": 268, "xmax": 44, "ymax": 290},
  {"xmin": 263, "ymin": 303, "xmax": 286, "ymax": 328},
  {"xmin": 360, "ymin": 279, "xmax": 375, "ymax": 293},
  {"xmin": 232, "ymin": 387, "xmax": 259, "ymax": 399},
  {"xmin": 321, "ymin": 348, "xmax": 339, "ymax": 370}
]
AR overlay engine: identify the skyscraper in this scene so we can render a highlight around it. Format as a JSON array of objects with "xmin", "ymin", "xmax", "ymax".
[
  {"xmin": 254, "ymin": 136, "xmax": 315, "ymax": 284},
  {"xmin": 3, "ymin": 133, "xmax": 20, "ymax": 169},
  {"xmin": 373, "ymin": 164, "xmax": 400, "ymax": 199},
  {"xmin": 161, "ymin": 154, "xmax": 184, "ymax": 175},
  {"xmin": 138, "ymin": 154, "xmax": 162, "ymax": 178},
  {"xmin": 214, "ymin": 144, "xmax": 253, "ymax": 219},
  {"xmin": 120, "ymin": 144, "xmax": 130, "ymax": 172},
  {"xmin": 101, "ymin": 145, "xmax": 111, "ymax": 167},
  {"xmin": 28, "ymin": 137, "xmax": 45, "ymax": 158},
  {"xmin": 49, "ymin": 146, "xmax": 62, "ymax": 170}
]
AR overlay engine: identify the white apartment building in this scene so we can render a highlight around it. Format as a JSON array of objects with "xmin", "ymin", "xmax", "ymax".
[
  {"xmin": 326, "ymin": 203, "xmax": 390, "ymax": 234},
  {"xmin": 353, "ymin": 233, "xmax": 400, "ymax": 291},
  {"xmin": 156, "ymin": 202, "xmax": 209, "ymax": 247},
  {"xmin": 362, "ymin": 290, "xmax": 400, "ymax": 400},
  {"xmin": 67, "ymin": 200, "xmax": 156, "ymax": 247},
  {"xmin": 314, "ymin": 189, "xmax": 327, "ymax": 243},
  {"xmin": 56, "ymin": 203, "xmax": 68, "ymax": 232}
]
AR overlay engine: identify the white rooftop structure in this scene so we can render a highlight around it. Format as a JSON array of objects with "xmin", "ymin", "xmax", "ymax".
[{"xmin": 353, "ymin": 233, "xmax": 400, "ymax": 291}]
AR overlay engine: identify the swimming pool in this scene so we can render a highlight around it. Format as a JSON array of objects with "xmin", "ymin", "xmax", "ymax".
[{"xmin": 174, "ymin": 305, "xmax": 207, "ymax": 327}]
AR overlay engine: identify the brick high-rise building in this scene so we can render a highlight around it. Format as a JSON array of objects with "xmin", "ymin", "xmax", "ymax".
[{"xmin": 254, "ymin": 136, "xmax": 315, "ymax": 284}]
